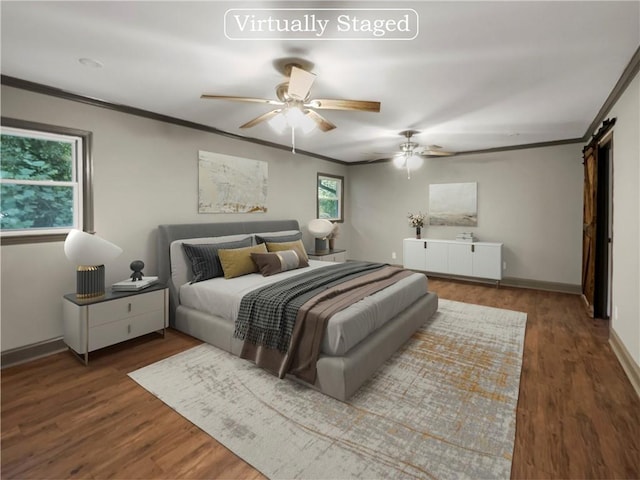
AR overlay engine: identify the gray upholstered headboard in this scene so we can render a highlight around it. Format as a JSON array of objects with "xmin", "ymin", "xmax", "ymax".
[{"xmin": 157, "ymin": 219, "xmax": 300, "ymax": 325}]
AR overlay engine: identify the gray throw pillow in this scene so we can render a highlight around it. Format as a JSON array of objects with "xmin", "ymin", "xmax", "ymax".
[{"xmin": 182, "ymin": 238, "xmax": 252, "ymax": 283}]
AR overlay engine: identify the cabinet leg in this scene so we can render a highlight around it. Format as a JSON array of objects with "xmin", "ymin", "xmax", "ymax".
[{"xmin": 67, "ymin": 347, "xmax": 89, "ymax": 366}]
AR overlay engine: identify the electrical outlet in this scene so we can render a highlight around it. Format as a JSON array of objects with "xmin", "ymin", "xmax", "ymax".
[
  {"xmin": 503, "ymin": 261, "xmax": 507, "ymax": 270},
  {"xmin": 614, "ymin": 306, "xmax": 619, "ymax": 320},
  {"xmin": 391, "ymin": 252, "xmax": 397, "ymax": 260}
]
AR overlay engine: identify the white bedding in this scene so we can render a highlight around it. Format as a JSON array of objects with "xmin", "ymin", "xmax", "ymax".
[{"xmin": 179, "ymin": 260, "xmax": 428, "ymax": 356}]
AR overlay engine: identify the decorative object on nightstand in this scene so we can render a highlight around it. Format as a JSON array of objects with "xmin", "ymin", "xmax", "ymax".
[
  {"xmin": 130, "ymin": 260, "xmax": 145, "ymax": 281},
  {"xmin": 63, "ymin": 283, "xmax": 168, "ymax": 365},
  {"xmin": 307, "ymin": 218, "xmax": 334, "ymax": 254},
  {"xmin": 408, "ymin": 212, "xmax": 425, "ymax": 239},
  {"xmin": 64, "ymin": 229, "xmax": 123, "ymax": 299},
  {"xmin": 327, "ymin": 222, "xmax": 339, "ymax": 250}
]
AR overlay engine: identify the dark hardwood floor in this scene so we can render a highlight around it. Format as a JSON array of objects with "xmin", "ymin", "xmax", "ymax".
[{"xmin": 2, "ymin": 279, "xmax": 638, "ymax": 479}]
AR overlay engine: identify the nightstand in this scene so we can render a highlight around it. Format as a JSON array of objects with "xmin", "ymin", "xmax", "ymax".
[
  {"xmin": 63, "ymin": 283, "xmax": 168, "ymax": 365},
  {"xmin": 307, "ymin": 249, "xmax": 347, "ymax": 262}
]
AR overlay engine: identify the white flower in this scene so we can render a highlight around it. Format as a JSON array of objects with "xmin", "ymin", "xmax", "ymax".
[{"xmin": 408, "ymin": 212, "xmax": 425, "ymax": 228}]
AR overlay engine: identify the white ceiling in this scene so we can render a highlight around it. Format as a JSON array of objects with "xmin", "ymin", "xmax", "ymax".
[{"xmin": 1, "ymin": 1, "xmax": 639, "ymax": 163}]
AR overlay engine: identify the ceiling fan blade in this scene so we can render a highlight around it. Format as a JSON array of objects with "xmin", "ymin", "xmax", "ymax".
[
  {"xmin": 420, "ymin": 150, "xmax": 455, "ymax": 157},
  {"xmin": 288, "ymin": 66, "xmax": 316, "ymax": 100},
  {"xmin": 308, "ymin": 99, "xmax": 381, "ymax": 112},
  {"xmin": 200, "ymin": 94, "xmax": 284, "ymax": 106},
  {"xmin": 305, "ymin": 110, "xmax": 336, "ymax": 132},
  {"xmin": 239, "ymin": 109, "xmax": 281, "ymax": 129}
]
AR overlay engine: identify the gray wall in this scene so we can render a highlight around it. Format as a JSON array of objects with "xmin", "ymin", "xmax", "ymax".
[
  {"xmin": 0, "ymin": 85, "xmax": 348, "ymax": 352},
  {"xmin": 607, "ymin": 71, "xmax": 639, "ymax": 366},
  {"xmin": 348, "ymin": 143, "xmax": 584, "ymax": 287}
]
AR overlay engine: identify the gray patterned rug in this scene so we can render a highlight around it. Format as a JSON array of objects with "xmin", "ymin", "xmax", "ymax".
[{"xmin": 129, "ymin": 299, "xmax": 527, "ymax": 479}]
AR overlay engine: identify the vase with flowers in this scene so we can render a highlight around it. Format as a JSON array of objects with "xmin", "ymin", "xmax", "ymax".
[{"xmin": 408, "ymin": 212, "xmax": 425, "ymax": 239}]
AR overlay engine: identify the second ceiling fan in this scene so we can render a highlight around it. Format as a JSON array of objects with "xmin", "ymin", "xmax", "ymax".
[
  {"xmin": 201, "ymin": 62, "xmax": 381, "ymax": 152},
  {"xmin": 387, "ymin": 130, "xmax": 455, "ymax": 179}
]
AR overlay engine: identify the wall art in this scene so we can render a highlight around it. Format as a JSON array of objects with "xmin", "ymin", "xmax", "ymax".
[
  {"xmin": 198, "ymin": 150, "xmax": 267, "ymax": 213},
  {"xmin": 429, "ymin": 182, "xmax": 477, "ymax": 226}
]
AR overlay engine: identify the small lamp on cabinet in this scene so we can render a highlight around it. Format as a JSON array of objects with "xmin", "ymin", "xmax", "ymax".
[
  {"xmin": 307, "ymin": 219, "xmax": 334, "ymax": 255},
  {"xmin": 64, "ymin": 229, "xmax": 123, "ymax": 299}
]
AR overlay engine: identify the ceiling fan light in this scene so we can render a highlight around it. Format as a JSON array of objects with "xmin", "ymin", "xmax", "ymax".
[
  {"xmin": 407, "ymin": 154, "xmax": 424, "ymax": 170},
  {"xmin": 300, "ymin": 111, "xmax": 317, "ymax": 134},
  {"xmin": 283, "ymin": 106, "xmax": 304, "ymax": 127},
  {"xmin": 393, "ymin": 156, "xmax": 406, "ymax": 169},
  {"xmin": 268, "ymin": 112, "xmax": 287, "ymax": 133}
]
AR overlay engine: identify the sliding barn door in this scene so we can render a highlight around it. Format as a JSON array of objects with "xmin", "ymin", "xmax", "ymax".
[
  {"xmin": 581, "ymin": 118, "xmax": 615, "ymax": 318},
  {"xmin": 582, "ymin": 144, "xmax": 597, "ymax": 315}
]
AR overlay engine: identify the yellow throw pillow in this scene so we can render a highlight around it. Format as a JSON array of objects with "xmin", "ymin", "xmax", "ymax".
[
  {"xmin": 218, "ymin": 243, "xmax": 267, "ymax": 279},
  {"xmin": 266, "ymin": 239, "xmax": 309, "ymax": 262}
]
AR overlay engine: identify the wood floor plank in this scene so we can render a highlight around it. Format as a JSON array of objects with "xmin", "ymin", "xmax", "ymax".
[{"xmin": 1, "ymin": 280, "xmax": 638, "ymax": 479}]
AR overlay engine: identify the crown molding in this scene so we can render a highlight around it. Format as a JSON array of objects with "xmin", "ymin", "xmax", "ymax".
[{"xmin": 0, "ymin": 75, "xmax": 347, "ymax": 166}]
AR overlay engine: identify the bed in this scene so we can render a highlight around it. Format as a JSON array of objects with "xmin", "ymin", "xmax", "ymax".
[{"xmin": 157, "ymin": 220, "xmax": 438, "ymax": 401}]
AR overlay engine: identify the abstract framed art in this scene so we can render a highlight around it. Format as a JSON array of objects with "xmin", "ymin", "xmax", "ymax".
[
  {"xmin": 429, "ymin": 182, "xmax": 477, "ymax": 226},
  {"xmin": 198, "ymin": 150, "xmax": 267, "ymax": 213}
]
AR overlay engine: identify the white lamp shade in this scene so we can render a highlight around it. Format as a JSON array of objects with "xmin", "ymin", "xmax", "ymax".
[
  {"xmin": 308, "ymin": 219, "xmax": 334, "ymax": 239},
  {"xmin": 393, "ymin": 155, "xmax": 406, "ymax": 169},
  {"xmin": 64, "ymin": 229, "xmax": 123, "ymax": 266}
]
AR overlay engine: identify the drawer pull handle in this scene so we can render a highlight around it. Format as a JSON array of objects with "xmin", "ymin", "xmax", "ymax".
[
  {"xmin": 127, "ymin": 324, "xmax": 131, "ymax": 334},
  {"xmin": 128, "ymin": 303, "xmax": 132, "ymax": 313}
]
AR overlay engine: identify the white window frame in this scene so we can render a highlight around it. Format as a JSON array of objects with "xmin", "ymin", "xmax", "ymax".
[{"xmin": 0, "ymin": 118, "xmax": 93, "ymax": 245}]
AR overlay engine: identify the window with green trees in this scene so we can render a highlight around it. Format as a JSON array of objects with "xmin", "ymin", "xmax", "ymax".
[
  {"xmin": 317, "ymin": 173, "xmax": 344, "ymax": 222},
  {"xmin": 1, "ymin": 119, "xmax": 91, "ymax": 242}
]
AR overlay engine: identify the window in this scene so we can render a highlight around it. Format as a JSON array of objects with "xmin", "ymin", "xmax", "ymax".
[
  {"xmin": 317, "ymin": 173, "xmax": 344, "ymax": 222},
  {"xmin": 0, "ymin": 118, "xmax": 93, "ymax": 244}
]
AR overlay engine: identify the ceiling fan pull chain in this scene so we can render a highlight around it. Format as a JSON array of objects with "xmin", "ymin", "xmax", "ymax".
[{"xmin": 291, "ymin": 126, "xmax": 296, "ymax": 154}]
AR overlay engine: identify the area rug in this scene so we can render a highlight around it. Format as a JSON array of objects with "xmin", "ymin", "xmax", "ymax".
[{"xmin": 129, "ymin": 299, "xmax": 527, "ymax": 479}]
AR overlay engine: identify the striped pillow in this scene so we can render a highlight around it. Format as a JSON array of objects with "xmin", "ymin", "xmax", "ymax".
[
  {"xmin": 251, "ymin": 250, "xmax": 309, "ymax": 276},
  {"xmin": 182, "ymin": 238, "xmax": 252, "ymax": 283}
]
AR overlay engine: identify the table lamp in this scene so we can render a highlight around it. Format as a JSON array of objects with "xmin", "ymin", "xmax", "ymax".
[
  {"xmin": 308, "ymin": 219, "xmax": 334, "ymax": 255},
  {"xmin": 64, "ymin": 229, "xmax": 123, "ymax": 299}
]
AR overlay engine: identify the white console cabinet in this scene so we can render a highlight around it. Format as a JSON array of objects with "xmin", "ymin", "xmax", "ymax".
[{"xmin": 403, "ymin": 238, "xmax": 503, "ymax": 283}]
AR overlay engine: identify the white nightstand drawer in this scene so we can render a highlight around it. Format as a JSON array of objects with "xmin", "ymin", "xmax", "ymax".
[
  {"xmin": 63, "ymin": 285, "xmax": 168, "ymax": 363},
  {"xmin": 88, "ymin": 310, "xmax": 165, "ymax": 351},
  {"xmin": 88, "ymin": 290, "xmax": 164, "ymax": 327}
]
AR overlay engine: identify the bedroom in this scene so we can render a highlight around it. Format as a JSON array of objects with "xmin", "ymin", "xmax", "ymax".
[{"xmin": 1, "ymin": 1, "xmax": 639, "ymax": 479}]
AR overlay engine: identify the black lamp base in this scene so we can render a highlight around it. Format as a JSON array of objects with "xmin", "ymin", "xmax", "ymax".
[
  {"xmin": 314, "ymin": 238, "xmax": 329, "ymax": 255},
  {"xmin": 76, "ymin": 265, "xmax": 105, "ymax": 299}
]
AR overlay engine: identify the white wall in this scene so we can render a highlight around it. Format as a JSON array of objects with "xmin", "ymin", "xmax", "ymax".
[
  {"xmin": 0, "ymin": 85, "xmax": 348, "ymax": 352},
  {"xmin": 348, "ymin": 143, "xmax": 584, "ymax": 287},
  {"xmin": 607, "ymin": 71, "xmax": 640, "ymax": 366}
]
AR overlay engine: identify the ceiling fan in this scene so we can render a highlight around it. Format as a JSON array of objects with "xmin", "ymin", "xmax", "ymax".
[
  {"xmin": 388, "ymin": 130, "xmax": 455, "ymax": 179},
  {"xmin": 201, "ymin": 62, "xmax": 381, "ymax": 153}
]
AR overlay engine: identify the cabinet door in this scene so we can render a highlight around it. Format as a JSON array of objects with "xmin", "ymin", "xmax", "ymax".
[
  {"xmin": 448, "ymin": 243, "xmax": 473, "ymax": 276},
  {"xmin": 472, "ymin": 244, "xmax": 503, "ymax": 280},
  {"xmin": 424, "ymin": 241, "xmax": 448, "ymax": 273},
  {"xmin": 403, "ymin": 239, "xmax": 426, "ymax": 270}
]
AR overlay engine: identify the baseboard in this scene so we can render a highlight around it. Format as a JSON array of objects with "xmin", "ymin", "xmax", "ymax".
[
  {"xmin": 1, "ymin": 338, "xmax": 68, "ymax": 369},
  {"xmin": 423, "ymin": 272, "xmax": 581, "ymax": 294},
  {"xmin": 501, "ymin": 277, "xmax": 581, "ymax": 294},
  {"xmin": 609, "ymin": 328, "xmax": 640, "ymax": 398}
]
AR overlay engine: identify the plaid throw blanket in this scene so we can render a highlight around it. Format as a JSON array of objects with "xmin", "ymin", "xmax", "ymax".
[{"xmin": 234, "ymin": 262, "xmax": 388, "ymax": 352}]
